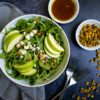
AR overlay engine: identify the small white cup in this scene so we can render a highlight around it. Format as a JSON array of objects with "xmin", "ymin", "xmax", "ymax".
[
  {"xmin": 76, "ymin": 19, "xmax": 100, "ymax": 51},
  {"xmin": 48, "ymin": 0, "xmax": 80, "ymax": 24}
]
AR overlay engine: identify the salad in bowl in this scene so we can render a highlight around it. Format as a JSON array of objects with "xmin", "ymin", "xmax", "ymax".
[{"xmin": 0, "ymin": 14, "xmax": 70, "ymax": 87}]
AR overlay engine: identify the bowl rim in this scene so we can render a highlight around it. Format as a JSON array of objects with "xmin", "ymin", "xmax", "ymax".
[
  {"xmin": 0, "ymin": 14, "xmax": 70, "ymax": 87},
  {"xmin": 48, "ymin": 0, "xmax": 80, "ymax": 24},
  {"xmin": 76, "ymin": 19, "xmax": 100, "ymax": 51}
]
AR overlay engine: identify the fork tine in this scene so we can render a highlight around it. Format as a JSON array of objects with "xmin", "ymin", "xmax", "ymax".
[{"xmin": 73, "ymin": 68, "xmax": 90, "ymax": 82}]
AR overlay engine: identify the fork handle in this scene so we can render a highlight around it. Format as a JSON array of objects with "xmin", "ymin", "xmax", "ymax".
[
  {"xmin": 51, "ymin": 79, "xmax": 70, "ymax": 100},
  {"xmin": 58, "ymin": 80, "xmax": 71, "ymax": 100}
]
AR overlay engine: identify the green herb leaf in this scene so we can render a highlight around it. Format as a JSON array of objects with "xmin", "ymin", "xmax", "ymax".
[{"xmin": 0, "ymin": 52, "xmax": 6, "ymax": 59}]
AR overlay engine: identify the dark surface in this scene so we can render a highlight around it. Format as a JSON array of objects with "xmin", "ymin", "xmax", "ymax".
[{"xmin": 0, "ymin": 0, "xmax": 100, "ymax": 100}]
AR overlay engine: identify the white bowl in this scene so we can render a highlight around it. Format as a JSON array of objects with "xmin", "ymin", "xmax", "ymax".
[
  {"xmin": 0, "ymin": 14, "xmax": 70, "ymax": 87},
  {"xmin": 48, "ymin": 0, "xmax": 80, "ymax": 24},
  {"xmin": 76, "ymin": 19, "xmax": 100, "ymax": 50}
]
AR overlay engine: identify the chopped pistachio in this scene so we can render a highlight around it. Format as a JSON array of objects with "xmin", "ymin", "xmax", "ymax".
[
  {"xmin": 96, "ymin": 89, "xmax": 99, "ymax": 92},
  {"xmin": 97, "ymin": 83, "xmax": 100, "ymax": 87},
  {"xmin": 97, "ymin": 61, "xmax": 100, "ymax": 65},
  {"xmin": 97, "ymin": 53, "xmax": 100, "ymax": 57},
  {"xmin": 85, "ymin": 81, "xmax": 89, "ymax": 86},
  {"xmin": 76, "ymin": 96, "xmax": 80, "ymax": 100},
  {"xmin": 81, "ymin": 97, "xmax": 86, "ymax": 100},
  {"xmin": 91, "ymin": 95, "xmax": 94, "ymax": 98},
  {"xmin": 87, "ymin": 94, "xmax": 91, "ymax": 97},
  {"xmin": 91, "ymin": 80, "xmax": 96, "ymax": 85},
  {"xmin": 89, "ymin": 58, "xmax": 97, "ymax": 63},
  {"xmin": 96, "ymin": 50, "xmax": 100, "ymax": 54},
  {"xmin": 97, "ymin": 57, "xmax": 100, "ymax": 60},
  {"xmin": 96, "ymin": 73, "xmax": 100, "ymax": 77},
  {"xmin": 96, "ymin": 66, "xmax": 100, "ymax": 70}
]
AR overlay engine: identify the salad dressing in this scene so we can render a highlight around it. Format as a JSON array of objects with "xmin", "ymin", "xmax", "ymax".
[{"xmin": 51, "ymin": 0, "xmax": 76, "ymax": 21}]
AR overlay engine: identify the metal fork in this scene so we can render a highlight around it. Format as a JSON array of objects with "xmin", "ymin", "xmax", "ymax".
[
  {"xmin": 51, "ymin": 57, "xmax": 90, "ymax": 100},
  {"xmin": 51, "ymin": 70, "xmax": 74, "ymax": 100},
  {"xmin": 51, "ymin": 57, "xmax": 77, "ymax": 100},
  {"xmin": 59, "ymin": 68, "xmax": 90, "ymax": 100}
]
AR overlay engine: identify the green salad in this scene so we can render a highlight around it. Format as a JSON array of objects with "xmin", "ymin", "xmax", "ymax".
[{"xmin": 0, "ymin": 17, "xmax": 64, "ymax": 85}]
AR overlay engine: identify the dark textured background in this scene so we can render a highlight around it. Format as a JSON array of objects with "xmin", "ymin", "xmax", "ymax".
[{"xmin": 0, "ymin": 0, "xmax": 100, "ymax": 100}]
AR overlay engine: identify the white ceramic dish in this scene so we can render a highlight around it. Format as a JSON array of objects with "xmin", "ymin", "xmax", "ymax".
[
  {"xmin": 0, "ymin": 14, "xmax": 70, "ymax": 87},
  {"xmin": 76, "ymin": 19, "xmax": 100, "ymax": 50},
  {"xmin": 48, "ymin": 0, "xmax": 80, "ymax": 24}
]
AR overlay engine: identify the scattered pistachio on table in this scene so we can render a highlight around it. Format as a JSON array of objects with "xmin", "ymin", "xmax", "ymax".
[
  {"xmin": 96, "ymin": 66, "xmax": 100, "ymax": 71},
  {"xmin": 97, "ymin": 54, "xmax": 100, "ymax": 58},
  {"xmin": 76, "ymin": 96, "xmax": 81, "ymax": 100},
  {"xmin": 72, "ymin": 50, "xmax": 100, "ymax": 99},
  {"xmin": 85, "ymin": 81, "xmax": 89, "ymax": 86},
  {"xmin": 96, "ymin": 50, "xmax": 100, "ymax": 53},
  {"xmin": 72, "ymin": 80, "xmax": 100, "ymax": 100},
  {"xmin": 97, "ymin": 61, "xmax": 100, "ymax": 65},
  {"xmin": 96, "ymin": 89, "xmax": 99, "ymax": 93},
  {"xmin": 89, "ymin": 49, "xmax": 100, "ymax": 77},
  {"xmin": 96, "ymin": 73, "xmax": 100, "ymax": 77},
  {"xmin": 89, "ymin": 58, "xmax": 97, "ymax": 63}
]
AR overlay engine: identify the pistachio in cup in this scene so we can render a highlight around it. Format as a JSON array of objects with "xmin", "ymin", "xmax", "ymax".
[{"xmin": 48, "ymin": 0, "xmax": 80, "ymax": 24}]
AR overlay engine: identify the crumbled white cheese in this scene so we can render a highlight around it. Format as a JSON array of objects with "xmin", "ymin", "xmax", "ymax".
[
  {"xmin": 34, "ymin": 44, "xmax": 36, "ymax": 47},
  {"xmin": 27, "ymin": 41, "xmax": 31, "ymax": 45},
  {"xmin": 20, "ymin": 41, "xmax": 24, "ymax": 45},
  {"xmin": 24, "ymin": 46, "xmax": 29, "ymax": 50},
  {"xmin": 32, "ymin": 30, "xmax": 37, "ymax": 34},
  {"xmin": 28, "ymin": 45, "xmax": 32, "ymax": 49},
  {"xmin": 30, "ymin": 32, "xmax": 34, "ymax": 37},
  {"xmin": 25, "ymin": 34, "xmax": 30, "ymax": 40},
  {"xmin": 16, "ymin": 43, "xmax": 21, "ymax": 48},
  {"xmin": 20, "ymin": 55, "xmax": 24, "ymax": 59},
  {"xmin": 23, "ymin": 32, "xmax": 26, "ymax": 35},
  {"xmin": 36, "ymin": 47, "xmax": 40, "ymax": 50},
  {"xmin": 32, "ymin": 47, "xmax": 36, "ymax": 51},
  {"xmin": 19, "ymin": 49, "xmax": 27, "ymax": 55}
]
